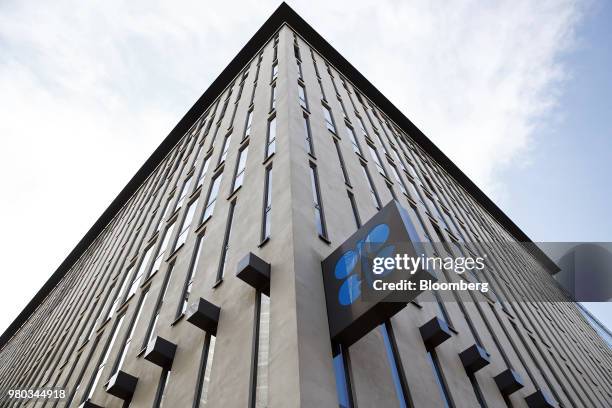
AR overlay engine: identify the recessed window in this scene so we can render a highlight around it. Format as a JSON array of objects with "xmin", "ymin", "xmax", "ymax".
[
  {"xmin": 368, "ymin": 145, "xmax": 386, "ymax": 177},
  {"xmin": 261, "ymin": 165, "xmax": 273, "ymax": 242},
  {"xmin": 202, "ymin": 173, "xmax": 223, "ymax": 222},
  {"xmin": 270, "ymin": 83, "xmax": 277, "ymax": 111},
  {"xmin": 271, "ymin": 62, "xmax": 278, "ymax": 82},
  {"xmin": 309, "ymin": 163, "xmax": 328, "ymax": 239},
  {"xmin": 216, "ymin": 200, "xmax": 236, "ymax": 283},
  {"xmin": 177, "ymin": 236, "xmax": 205, "ymax": 317},
  {"xmin": 322, "ymin": 104, "xmax": 336, "ymax": 133},
  {"xmin": 303, "ymin": 113, "xmax": 314, "ymax": 156},
  {"xmin": 111, "ymin": 290, "xmax": 149, "ymax": 376},
  {"xmin": 265, "ymin": 115, "xmax": 277, "ymax": 159},
  {"xmin": 333, "ymin": 138, "xmax": 350, "ymax": 185},
  {"xmin": 197, "ymin": 156, "xmax": 211, "ymax": 188},
  {"xmin": 244, "ymin": 109, "xmax": 254, "ymax": 139},
  {"xmin": 232, "ymin": 144, "xmax": 249, "ymax": 192},
  {"xmin": 217, "ymin": 133, "xmax": 232, "ymax": 165},
  {"xmin": 174, "ymin": 198, "xmax": 199, "ymax": 251},
  {"xmin": 176, "ymin": 175, "xmax": 193, "ymax": 210},
  {"xmin": 360, "ymin": 163, "xmax": 381, "ymax": 210},
  {"xmin": 346, "ymin": 126, "xmax": 362, "ymax": 155},
  {"xmin": 298, "ymin": 82, "xmax": 308, "ymax": 110}
]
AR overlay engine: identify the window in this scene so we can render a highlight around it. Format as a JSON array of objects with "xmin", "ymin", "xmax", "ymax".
[
  {"xmin": 197, "ymin": 155, "xmax": 211, "ymax": 188},
  {"xmin": 143, "ymin": 264, "xmax": 175, "ymax": 349},
  {"xmin": 309, "ymin": 163, "xmax": 328, "ymax": 239},
  {"xmin": 216, "ymin": 199, "xmax": 236, "ymax": 283},
  {"xmin": 217, "ymin": 133, "xmax": 232, "ymax": 165},
  {"xmin": 426, "ymin": 350, "xmax": 454, "ymax": 408},
  {"xmin": 232, "ymin": 144, "xmax": 249, "ymax": 192},
  {"xmin": 390, "ymin": 165, "xmax": 408, "ymax": 196},
  {"xmin": 150, "ymin": 220, "xmax": 176, "ymax": 277},
  {"xmin": 244, "ymin": 109, "xmax": 254, "ymax": 139},
  {"xmin": 323, "ymin": 104, "xmax": 336, "ymax": 133},
  {"xmin": 270, "ymin": 83, "xmax": 276, "ymax": 111},
  {"xmin": 346, "ymin": 126, "xmax": 362, "ymax": 155},
  {"xmin": 297, "ymin": 60, "xmax": 303, "ymax": 79},
  {"xmin": 202, "ymin": 173, "xmax": 223, "ymax": 222},
  {"xmin": 251, "ymin": 292, "xmax": 270, "ymax": 408},
  {"xmin": 176, "ymin": 175, "xmax": 193, "ymax": 210},
  {"xmin": 303, "ymin": 113, "xmax": 314, "ymax": 156},
  {"xmin": 265, "ymin": 116, "xmax": 276, "ymax": 158},
  {"xmin": 271, "ymin": 62, "xmax": 278, "ymax": 81},
  {"xmin": 126, "ymin": 246, "xmax": 154, "ymax": 300},
  {"xmin": 106, "ymin": 266, "xmax": 132, "ymax": 319},
  {"xmin": 81, "ymin": 315, "xmax": 125, "ymax": 403},
  {"xmin": 153, "ymin": 369, "xmax": 171, "ymax": 408},
  {"xmin": 357, "ymin": 116, "xmax": 368, "ymax": 136},
  {"xmin": 392, "ymin": 148, "xmax": 406, "ymax": 172},
  {"xmin": 174, "ymin": 198, "xmax": 199, "ymax": 251},
  {"xmin": 333, "ymin": 138, "xmax": 350, "ymax": 185},
  {"xmin": 347, "ymin": 191, "xmax": 361, "ymax": 228},
  {"xmin": 261, "ymin": 165, "xmax": 273, "ymax": 242},
  {"xmin": 298, "ymin": 82, "xmax": 308, "ymax": 109},
  {"xmin": 381, "ymin": 322, "xmax": 411, "ymax": 408},
  {"xmin": 177, "ymin": 236, "xmax": 205, "ymax": 317},
  {"xmin": 368, "ymin": 145, "xmax": 386, "ymax": 176},
  {"xmin": 333, "ymin": 345, "xmax": 354, "ymax": 408},
  {"xmin": 361, "ymin": 163, "xmax": 381, "ymax": 210},
  {"xmin": 111, "ymin": 291, "xmax": 149, "ymax": 376},
  {"xmin": 194, "ymin": 334, "xmax": 216, "ymax": 407}
]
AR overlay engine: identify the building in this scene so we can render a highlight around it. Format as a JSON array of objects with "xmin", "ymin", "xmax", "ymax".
[{"xmin": 1, "ymin": 3, "xmax": 611, "ymax": 408}]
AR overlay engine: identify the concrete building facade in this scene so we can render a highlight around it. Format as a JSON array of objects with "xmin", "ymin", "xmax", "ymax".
[{"xmin": 1, "ymin": 4, "xmax": 611, "ymax": 408}]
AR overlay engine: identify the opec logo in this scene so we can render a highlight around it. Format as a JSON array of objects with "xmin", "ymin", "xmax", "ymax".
[{"xmin": 334, "ymin": 223, "xmax": 395, "ymax": 306}]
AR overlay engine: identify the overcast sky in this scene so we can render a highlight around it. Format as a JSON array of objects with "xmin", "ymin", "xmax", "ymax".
[{"xmin": 1, "ymin": 0, "xmax": 610, "ymax": 334}]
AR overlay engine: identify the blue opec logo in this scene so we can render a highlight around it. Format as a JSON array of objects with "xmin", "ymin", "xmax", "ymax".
[{"xmin": 333, "ymin": 223, "xmax": 395, "ymax": 305}]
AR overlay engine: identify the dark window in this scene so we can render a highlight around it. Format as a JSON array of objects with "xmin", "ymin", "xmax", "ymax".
[
  {"xmin": 261, "ymin": 165, "xmax": 273, "ymax": 242},
  {"xmin": 265, "ymin": 115, "xmax": 277, "ymax": 158},
  {"xmin": 347, "ymin": 191, "xmax": 361, "ymax": 228},
  {"xmin": 81, "ymin": 314, "xmax": 126, "ymax": 403},
  {"xmin": 111, "ymin": 291, "xmax": 149, "ymax": 376},
  {"xmin": 309, "ymin": 163, "xmax": 328, "ymax": 239},
  {"xmin": 216, "ymin": 199, "xmax": 236, "ymax": 283},
  {"xmin": 360, "ymin": 163, "xmax": 381, "ymax": 210},
  {"xmin": 426, "ymin": 350, "xmax": 454, "ymax": 408},
  {"xmin": 193, "ymin": 333, "xmax": 216, "ymax": 407},
  {"xmin": 333, "ymin": 138, "xmax": 350, "ymax": 185},
  {"xmin": 177, "ymin": 235, "xmax": 205, "ymax": 317},
  {"xmin": 270, "ymin": 83, "xmax": 276, "ymax": 111},
  {"xmin": 303, "ymin": 113, "xmax": 314, "ymax": 156},
  {"xmin": 153, "ymin": 369, "xmax": 171, "ymax": 408}
]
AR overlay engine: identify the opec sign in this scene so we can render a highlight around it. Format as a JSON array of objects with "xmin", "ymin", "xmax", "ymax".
[{"xmin": 322, "ymin": 200, "xmax": 437, "ymax": 350}]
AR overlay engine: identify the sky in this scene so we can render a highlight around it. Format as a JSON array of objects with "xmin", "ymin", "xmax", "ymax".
[{"xmin": 0, "ymin": 0, "xmax": 610, "ymax": 335}]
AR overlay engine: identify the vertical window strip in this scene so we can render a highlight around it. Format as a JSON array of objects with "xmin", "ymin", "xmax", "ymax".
[
  {"xmin": 232, "ymin": 144, "xmax": 249, "ymax": 192},
  {"xmin": 261, "ymin": 165, "xmax": 273, "ymax": 242},
  {"xmin": 81, "ymin": 314, "xmax": 126, "ymax": 403},
  {"xmin": 332, "ymin": 344, "xmax": 355, "ymax": 408},
  {"xmin": 193, "ymin": 333, "xmax": 216, "ymax": 408},
  {"xmin": 153, "ymin": 369, "xmax": 171, "ymax": 408},
  {"xmin": 150, "ymin": 220, "xmax": 176, "ymax": 277},
  {"xmin": 270, "ymin": 82, "xmax": 276, "ymax": 112},
  {"xmin": 360, "ymin": 163, "xmax": 381, "ymax": 210},
  {"xmin": 202, "ymin": 172, "xmax": 223, "ymax": 222},
  {"xmin": 303, "ymin": 113, "xmax": 314, "ymax": 156},
  {"xmin": 174, "ymin": 197, "xmax": 199, "ymax": 251},
  {"xmin": 298, "ymin": 82, "xmax": 308, "ymax": 109},
  {"xmin": 333, "ymin": 138, "xmax": 349, "ymax": 185},
  {"xmin": 176, "ymin": 175, "xmax": 193, "ymax": 210},
  {"xmin": 177, "ymin": 235, "xmax": 205, "ymax": 317},
  {"xmin": 426, "ymin": 350, "xmax": 455, "ymax": 408},
  {"xmin": 265, "ymin": 115, "xmax": 277, "ymax": 158},
  {"xmin": 381, "ymin": 321, "xmax": 413, "ymax": 408},
  {"xmin": 347, "ymin": 191, "xmax": 361, "ymax": 228},
  {"xmin": 143, "ymin": 263, "xmax": 175, "ymax": 350},
  {"xmin": 125, "ymin": 246, "xmax": 154, "ymax": 302},
  {"xmin": 346, "ymin": 126, "xmax": 362, "ymax": 155},
  {"xmin": 215, "ymin": 199, "xmax": 236, "ymax": 284},
  {"xmin": 249, "ymin": 291, "xmax": 270, "ymax": 408},
  {"xmin": 309, "ymin": 163, "xmax": 328, "ymax": 239},
  {"xmin": 106, "ymin": 264, "xmax": 133, "ymax": 320},
  {"xmin": 323, "ymin": 104, "xmax": 336, "ymax": 133},
  {"xmin": 111, "ymin": 291, "xmax": 149, "ymax": 377},
  {"xmin": 217, "ymin": 133, "xmax": 232, "ymax": 165},
  {"xmin": 244, "ymin": 110, "xmax": 254, "ymax": 140}
]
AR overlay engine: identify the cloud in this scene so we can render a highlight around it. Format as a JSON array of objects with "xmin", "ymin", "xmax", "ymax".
[{"xmin": 0, "ymin": 0, "xmax": 583, "ymax": 333}]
